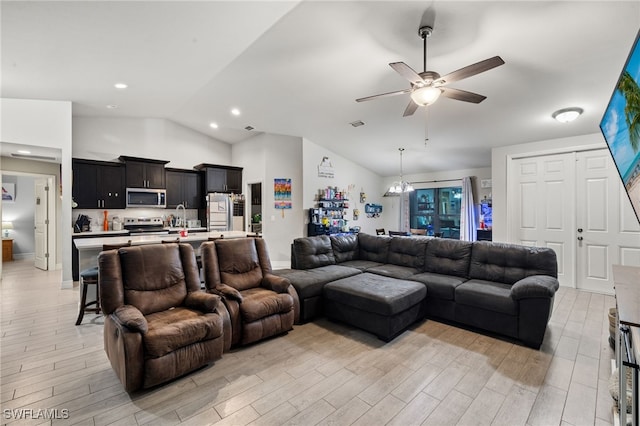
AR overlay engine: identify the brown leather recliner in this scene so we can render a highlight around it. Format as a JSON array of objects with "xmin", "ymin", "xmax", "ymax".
[
  {"xmin": 201, "ymin": 237, "xmax": 299, "ymax": 348},
  {"xmin": 99, "ymin": 243, "xmax": 227, "ymax": 392}
]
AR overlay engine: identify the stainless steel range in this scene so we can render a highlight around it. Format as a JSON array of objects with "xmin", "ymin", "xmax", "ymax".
[{"xmin": 123, "ymin": 217, "xmax": 168, "ymax": 235}]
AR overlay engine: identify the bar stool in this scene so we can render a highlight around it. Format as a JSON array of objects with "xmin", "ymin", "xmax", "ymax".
[{"xmin": 75, "ymin": 240, "xmax": 131, "ymax": 325}]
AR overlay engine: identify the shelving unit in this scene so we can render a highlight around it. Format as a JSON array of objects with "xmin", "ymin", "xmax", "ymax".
[{"xmin": 308, "ymin": 198, "xmax": 349, "ymax": 236}]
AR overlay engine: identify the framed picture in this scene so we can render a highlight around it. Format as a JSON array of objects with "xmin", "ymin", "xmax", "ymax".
[{"xmin": 2, "ymin": 183, "xmax": 15, "ymax": 203}]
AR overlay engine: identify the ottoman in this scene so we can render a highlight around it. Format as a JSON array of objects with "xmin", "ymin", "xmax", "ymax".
[{"xmin": 323, "ymin": 272, "xmax": 427, "ymax": 341}]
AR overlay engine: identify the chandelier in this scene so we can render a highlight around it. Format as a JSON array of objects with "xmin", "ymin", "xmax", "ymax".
[{"xmin": 384, "ymin": 148, "xmax": 414, "ymax": 196}]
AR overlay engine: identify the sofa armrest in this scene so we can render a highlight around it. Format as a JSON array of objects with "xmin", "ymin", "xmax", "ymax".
[
  {"xmin": 113, "ymin": 305, "xmax": 148, "ymax": 334},
  {"xmin": 211, "ymin": 283, "xmax": 243, "ymax": 302},
  {"xmin": 262, "ymin": 273, "xmax": 291, "ymax": 293},
  {"xmin": 510, "ymin": 275, "xmax": 559, "ymax": 300},
  {"xmin": 184, "ymin": 291, "xmax": 221, "ymax": 313}
]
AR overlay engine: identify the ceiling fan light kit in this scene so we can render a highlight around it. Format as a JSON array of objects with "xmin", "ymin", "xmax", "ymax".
[
  {"xmin": 410, "ymin": 86, "xmax": 442, "ymax": 106},
  {"xmin": 552, "ymin": 107, "xmax": 583, "ymax": 123},
  {"xmin": 356, "ymin": 24, "xmax": 504, "ymax": 116}
]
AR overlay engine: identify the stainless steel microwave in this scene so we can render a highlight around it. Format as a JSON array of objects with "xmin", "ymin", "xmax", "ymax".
[{"xmin": 126, "ymin": 188, "xmax": 166, "ymax": 208}]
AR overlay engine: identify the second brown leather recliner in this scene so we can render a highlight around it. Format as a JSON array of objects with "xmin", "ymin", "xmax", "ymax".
[{"xmin": 201, "ymin": 237, "xmax": 299, "ymax": 348}]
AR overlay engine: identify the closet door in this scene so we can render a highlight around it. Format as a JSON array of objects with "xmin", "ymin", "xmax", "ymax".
[
  {"xmin": 575, "ymin": 150, "xmax": 640, "ymax": 293},
  {"xmin": 509, "ymin": 153, "xmax": 576, "ymax": 287}
]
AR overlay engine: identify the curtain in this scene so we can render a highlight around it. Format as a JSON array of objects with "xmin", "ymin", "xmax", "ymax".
[
  {"xmin": 401, "ymin": 192, "xmax": 410, "ymax": 232},
  {"xmin": 460, "ymin": 176, "xmax": 477, "ymax": 241}
]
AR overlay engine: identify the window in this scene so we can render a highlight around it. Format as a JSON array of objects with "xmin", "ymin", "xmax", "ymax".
[{"xmin": 410, "ymin": 186, "xmax": 462, "ymax": 238}]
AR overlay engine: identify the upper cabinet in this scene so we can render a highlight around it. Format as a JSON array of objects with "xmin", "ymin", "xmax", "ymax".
[
  {"xmin": 166, "ymin": 168, "xmax": 203, "ymax": 209},
  {"xmin": 195, "ymin": 164, "xmax": 243, "ymax": 193},
  {"xmin": 119, "ymin": 156, "xmax": 169, "ymax": 189},
  {"xmin": 73, "ymin": 159, "xmax": 125, "ymax": 209}
]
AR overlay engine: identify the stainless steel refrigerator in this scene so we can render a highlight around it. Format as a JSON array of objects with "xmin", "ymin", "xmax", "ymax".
[{"xmin": 207, "ymin": 193, "xmax": 233, "ymax": 231}]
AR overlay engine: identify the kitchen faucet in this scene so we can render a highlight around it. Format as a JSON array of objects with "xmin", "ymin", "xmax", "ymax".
[{"xmin": 176, "ymin": 204, "xmax": 186, "ymax": 231}]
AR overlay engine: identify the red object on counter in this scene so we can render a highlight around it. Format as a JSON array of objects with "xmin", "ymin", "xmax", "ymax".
[{"xmin": 103, "ymin": 210, "xmax": 109, "ymax": 231}]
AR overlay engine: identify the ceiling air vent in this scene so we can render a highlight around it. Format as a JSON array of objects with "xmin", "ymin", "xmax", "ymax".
[
  {"xmin": 244, "ymin": 126, "xmax": 254, "ymax": 131},
  {"xmin": 350, "ymin": 120, "xmax": 365, "ymax": 127}
]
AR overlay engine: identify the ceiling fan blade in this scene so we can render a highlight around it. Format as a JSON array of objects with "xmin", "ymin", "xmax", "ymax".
[
  {"xmin": 390, "ymin": 62, "xmax": 424, "ymax": 85},
  {"xmin": 436, "ymin": 56, "xmax": 505, "ymax": 85},
  {"xmin": 403, "ymin": 100, "xmax": 419, "ymax": 117},
  {"xmin": 441, "ymin": 87, "xmax": 487, "ymax": 103},
  {"xmin": 356, "ymin": 88, "xmax": 412, "ymax": 102}
]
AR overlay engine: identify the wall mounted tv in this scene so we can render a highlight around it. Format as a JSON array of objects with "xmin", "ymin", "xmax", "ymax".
[{"xmin": 600, "ymin": 28, "xmax": 640, "ymax": 224}]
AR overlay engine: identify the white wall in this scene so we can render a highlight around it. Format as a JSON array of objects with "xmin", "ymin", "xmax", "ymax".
[
  {"xmin": 302, "ymin": 139, "xmax": 384, "ymax": 236},
  {"xmin": 73, "ymin": 117, "xmax": 231, "ymax": 168},
  {"xmin": 491, "ymin": 133, "xmax": 606, "ymax": 242},
  {"xmin": 232, "ymin": 133, "xmax": 303, "ymax": 265},
  {"xmin": 1, "ymin": 174, "xmax": 35, "ymax": 258},
  {"xmin": 0, "ymin": 98, "xmax": 72, "ymax": 285}
]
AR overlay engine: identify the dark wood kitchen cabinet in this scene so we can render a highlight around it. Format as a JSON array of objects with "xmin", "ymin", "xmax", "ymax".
[
  {"xmin": 119, "ymin": 156, "xmax": 168, "ymax": 189},
  {"xmin": 195, "ymin": 164, "xmax": 243, "ymax": 193},
  {"xmin": 72, "ymin": 159, "xmax": 125, "ymax": 209},
  {"xmin": 166, "ymin": 168, "xmax": 203, "ymax": 209}
]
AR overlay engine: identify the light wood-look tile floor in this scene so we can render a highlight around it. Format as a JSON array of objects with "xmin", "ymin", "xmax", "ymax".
[{"xmin": 1, "ymin": 259, "xmax": 616, "ymax": 426}]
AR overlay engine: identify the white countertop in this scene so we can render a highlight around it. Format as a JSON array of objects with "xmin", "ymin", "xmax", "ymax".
[
  {"xmin": 73, "ymin": 230, "xmax": 256, "ymax": 250},
  {"xmin": 73, "ymin": 230, "xmax": 130, "ymax": 236}
]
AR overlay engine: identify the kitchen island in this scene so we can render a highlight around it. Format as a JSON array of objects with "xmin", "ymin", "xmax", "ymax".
[{"xmin": 74, "ymin": 230, "xmax": 255, "ymax": 262}]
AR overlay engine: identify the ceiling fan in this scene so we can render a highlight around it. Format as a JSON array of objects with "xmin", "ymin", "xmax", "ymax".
[{"xmin": 356, "ymin": 26, "xmax": 505, "ymax": 117}]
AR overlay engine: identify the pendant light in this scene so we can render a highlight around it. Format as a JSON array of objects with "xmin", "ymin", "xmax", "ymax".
[{"xmin": 384, "ymin": 148, "xmax": 414, "ymax": 196}]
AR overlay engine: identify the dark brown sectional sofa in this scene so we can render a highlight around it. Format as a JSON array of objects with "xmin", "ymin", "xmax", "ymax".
[{"xmin": 273, "ymin": 233, "xmax": 559, "ymax": 348}]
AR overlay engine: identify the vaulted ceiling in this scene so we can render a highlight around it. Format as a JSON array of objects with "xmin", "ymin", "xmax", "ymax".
[{"xmin": 2, "ymin": 1, "xmax": 639, "ymax": 176}]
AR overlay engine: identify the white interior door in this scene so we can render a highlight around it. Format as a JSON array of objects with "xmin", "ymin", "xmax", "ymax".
[
  {"xmin": 509, "ymin": 153, "xmax": 576, "ymax": 287},
  {"xmin": 575, "ymin": 150, "xmax": 640, "ymax": 293},
  {"xmin": 34, "ymin": 178, "xmax": 49, "ymax": 270}
]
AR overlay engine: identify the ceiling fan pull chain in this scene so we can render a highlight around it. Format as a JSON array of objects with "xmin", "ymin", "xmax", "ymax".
[{"xmin": 425, "ymin": 108, "xmax": 429, "ymax": 147}]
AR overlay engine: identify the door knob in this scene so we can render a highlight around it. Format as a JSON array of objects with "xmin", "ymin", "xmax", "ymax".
[
  {"xmin": 577, "ymin": 236, "xmax": 583, "ymax": 241},
  {"xmin": 577, "ymin": 228, "xmax": 583, "ymax": 233}
]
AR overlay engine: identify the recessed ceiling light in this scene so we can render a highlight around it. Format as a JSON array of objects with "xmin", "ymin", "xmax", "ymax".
[
  {"xmin": 231, "ymin": 108, "xmax": 240, "ymax": 116},
  {"xmin": 106, "ymin": 104, "xmax": 118, "ymax": 109},
  {"xmin": 552, "ymin": 107, "xmax": 583, "ymax": 123},
  {"xmin": 114, "ymin": 83, "xmax": 128, "ymax": 89},
  {"xmin": 17, "ymin": 150, "xmax": 31, "ymax": 154},
  {"xmin": 209, "ymin": 122, "xmax": 219, "ymax": 129}
]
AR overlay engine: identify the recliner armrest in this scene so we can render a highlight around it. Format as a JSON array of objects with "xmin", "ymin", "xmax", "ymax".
[
  {"xmin": 262, "ymin": 273, "xmax": 291, "ymax": 293},
  {"xmin": 211, "ymin": 283, "xmax": 244, "ymax": 302},
  {"xmin": 510, "ymin": 275, "xmax": 559, "ymax": 300},
  {"xmin": 113, "ymin": 305, "xmax": 148, "ymax": 334},
  {"xmin": 184, "ymin": 291, "xmax": 221, "ymax": 313}
]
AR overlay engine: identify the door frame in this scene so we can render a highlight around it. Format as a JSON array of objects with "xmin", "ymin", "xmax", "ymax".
[
  {"xmin": 1, "ymin": 172, "xmax": 57, "ymax": 271},
  {"xmin": 246, "ymin": 181, "xmax": 263, "ymax": 233}
]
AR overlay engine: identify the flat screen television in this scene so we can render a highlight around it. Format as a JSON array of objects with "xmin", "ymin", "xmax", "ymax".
[{"xmin": 600, "ymin": 29, "xmax": 640, "ymax": 224}]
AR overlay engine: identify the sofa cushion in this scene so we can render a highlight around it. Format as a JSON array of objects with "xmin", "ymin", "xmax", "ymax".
[
  {"xmin": 239, "ymin": 287, "xmax": 294, "ymax": 322},
  {"xmin": 366, "ymin": 264, "xmax": 420, "ymax": 280},
  {"xmin": 423, "ymin": 238, "xmax": 473, "ymax": 278},
  {"xmin": 323, "ymin": 273, "xmax": 426, "ymax": 316},
  {"xmin": 293, "ymin": 236, "xmax": 336, "ymax": 269},
  {"xmin": 469, "ymin": 241, "xmax": 558, "ymax": 284},
  {"xmin": 271, "ymin": 265, "xmax": 361, "ymax": 299},
  {"xmin": 331, "ymin": 234, "xmax": 359, "ymax": 263},
  {"xmin": 387, "ymin": 237, "xmax": 428, "ymax": 269},
  {"xmin": 339, "ymin": 260, "xmax": 385, "ymax": 271},
  {"xmin": 358, "ymin": 233, "xmax": 391, "ymax": 263},
  {"xmin": 455, "ymin": 279, "xmax": 517, "ymax": 315},
  {"xmin": 410, "ymin": 272, "xmax": 467, "ymax": 300},
  {"xmin": 144, "ymin": 307, "xmax": 223, "ymax": 357}
]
